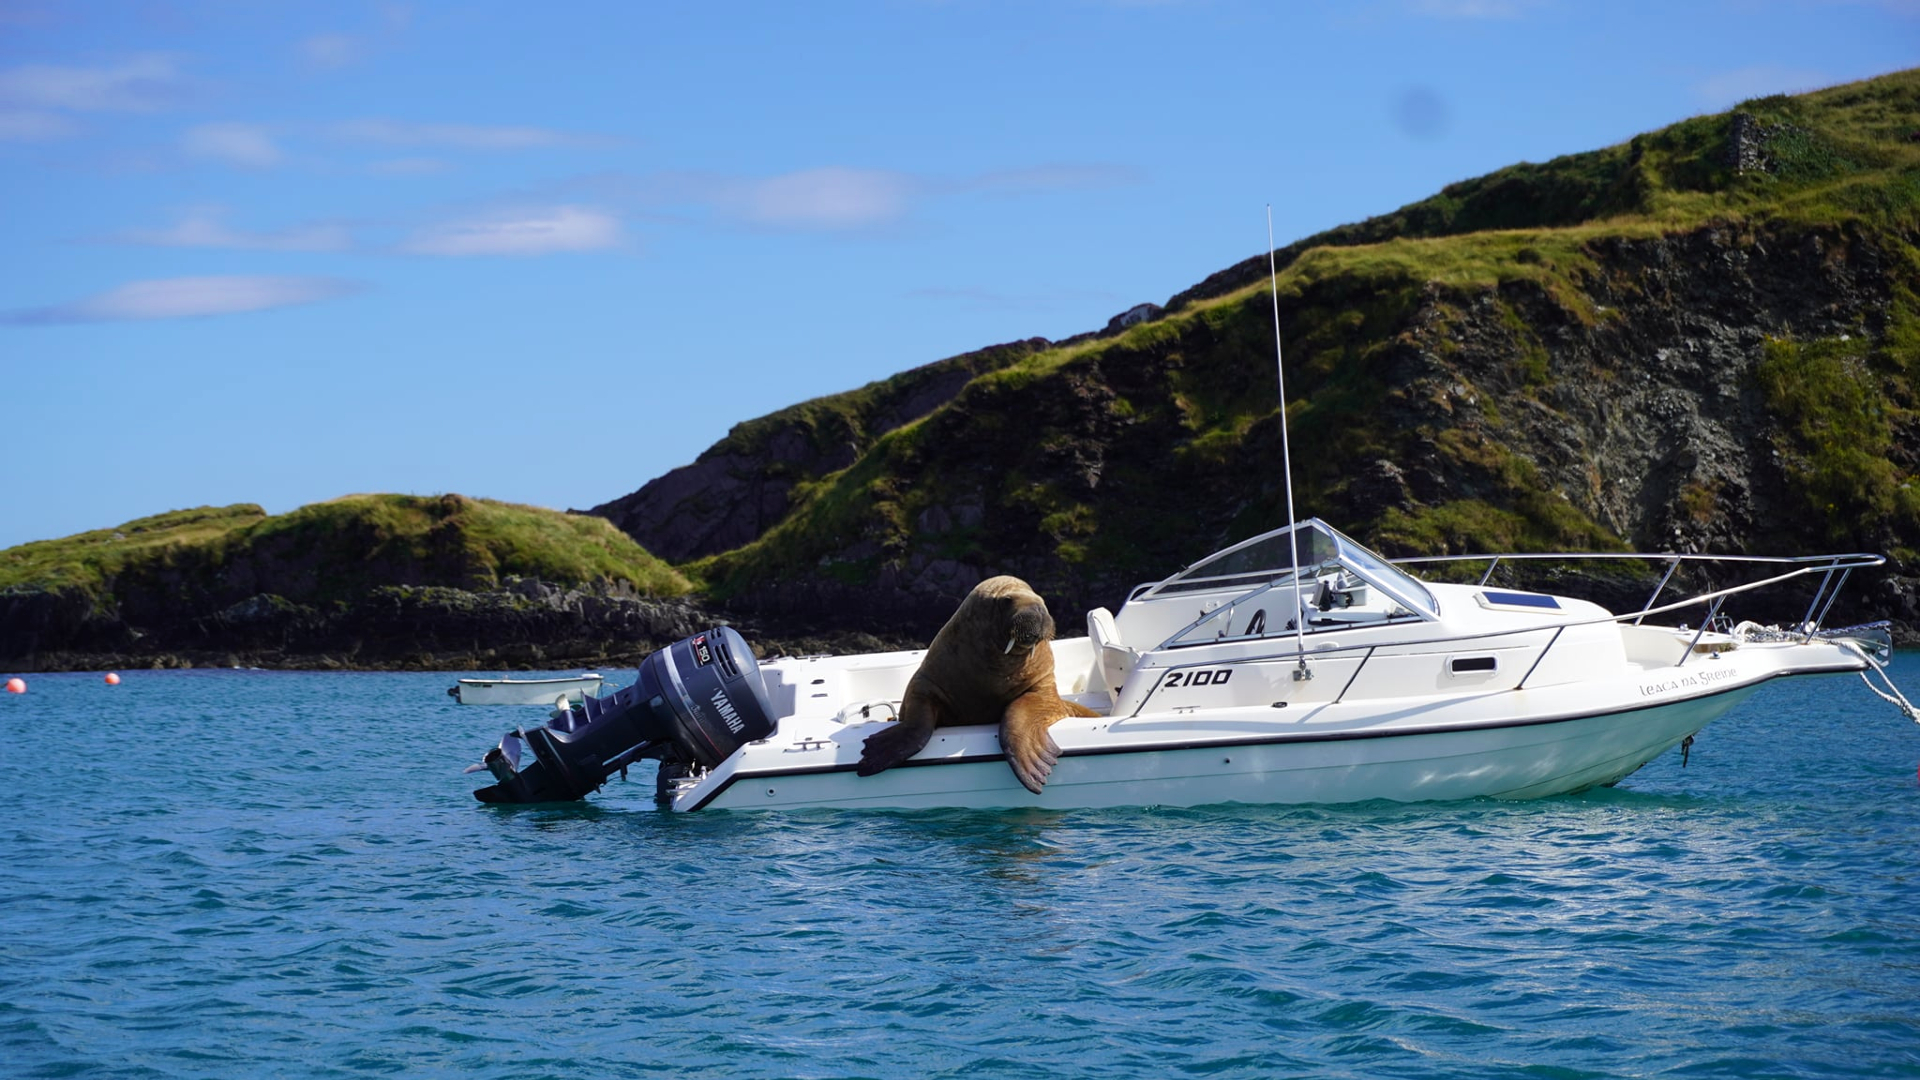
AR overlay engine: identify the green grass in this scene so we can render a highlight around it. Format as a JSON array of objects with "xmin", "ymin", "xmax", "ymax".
[
  {"xmin": 1167, "ymin": 69, "xmax": 1920, "ymax": 312},
  {"xmin": 0, "ymin": 504, "xmax": 269, "ymax": 592},
  {"xmin": 1371, "ymin": 498, "xmax": 1622, "ymax": 558},
  {"xmin": 0, "ymin": 494, "xmax": 691, "ymax": 606},
  {"xmin": 1755, "ymin": 336, "xmax": 1920, "ymax": 555},
  {"xmin": 704, "ymin": 338, "xmax": 1042, "ymax": 466}
]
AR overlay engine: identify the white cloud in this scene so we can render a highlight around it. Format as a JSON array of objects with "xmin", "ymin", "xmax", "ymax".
[
  {"xmin": 368, "ymin": 156, "xmax": 448, "ymax": 175},
  {"xmin": 301, "ymin": 33, "xmax": 363, "ymax": 69},
  {"xmin": 0, "ymin": 108, "xmax": 71, "ymax": 140},
  {"xmin": 402, "ymin": 205, "xmax": 622, "ymax": 255},
  {"xmin": 332, "ymin": 118, "xmax": 588, "ymax": 149},
  {"xmin": 635, "ymin": 162, "xmax": 1132, "ymax": 232},
  {"xmin": 730, "ymin": 168, "xmax": 914, "ymax": 230},
  {"xmin": 182, "ymin": 122, "xmax": 282, "ymax": 168},
  {"xmin": 962, "ymin": 163, "xmax": 1140, "ymax": 195},
  {"xmin": 117, "ymin": 207, "xmax": 349, "ymax": 252},
  {"xmin": 299, "ymin": 5, "xmax": 412, "ymax": 71},
  {"xmin": 1410, "ymin": 0, "xmax": 1544, "ymax": 17},
  {"xmin": 0, "ymin": 53, "xmax": 185, "ymax": 112},
  {"xmin": 1695, "ymin": 66, "xmax": 1831, "ymax": 109},
  {"xmin": 3, "ymin": 275, "xmax": 363, "ymax": 325}
]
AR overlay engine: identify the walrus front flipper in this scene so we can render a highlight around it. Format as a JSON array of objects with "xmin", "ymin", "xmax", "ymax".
[
  {"xmin": 1003, "ymin": 725, "xmax": 1059, "ymax": 794},
  {"xmin": 856, "ymin": 722, "xmax": 934, "ymax": 776},
  {"xmin": 1000, "ymin": 692, "xmax": 1081, "ymax": 794},
  {"xmin": 857, "ymin": 693, "xmax": 941, "ymax": 777}
]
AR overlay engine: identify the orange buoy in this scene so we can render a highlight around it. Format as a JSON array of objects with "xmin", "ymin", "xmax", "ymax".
[
  {"xmin": 105, "ymin": 672, "xmax": 121, "ymax": 685},
  {"xmin": 5, "ymin": 677, "xmax": 23, "ymax": 694}
]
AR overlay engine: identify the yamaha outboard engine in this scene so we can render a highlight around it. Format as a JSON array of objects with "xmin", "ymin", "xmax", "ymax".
[{"xmin": 468, "ymin": 627, "xmax": 775, "ymax": 804}]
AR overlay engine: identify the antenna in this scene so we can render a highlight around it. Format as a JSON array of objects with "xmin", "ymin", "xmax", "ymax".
[{"xmin": 1267, "ymin": 206, "xmax": 1310, "ymax": 676}]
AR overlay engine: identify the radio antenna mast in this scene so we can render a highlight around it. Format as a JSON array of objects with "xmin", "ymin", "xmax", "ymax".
[{"xmin": 1267, "ymin": 205, "xmax": 1310, "ymax": 676}]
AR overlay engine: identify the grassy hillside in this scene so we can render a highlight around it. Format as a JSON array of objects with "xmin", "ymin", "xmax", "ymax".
[
  {"xmin": 0, "ymin": 504, "xmax": 271, "ymax": 594},
  {"xmin": 1171, "ymin": 71, "xmax": 1920, "ymax": 306},
  {"xmin": 680, "ymin": 69, "xmax": 1920, "ymax": 623},
  {"xmin": 1, "ymin": 494, "xmax": 692, "ymax": 608},
  {"xmin": 588, "ymin": 338, "xmax": 1049, "ymax": 563}
]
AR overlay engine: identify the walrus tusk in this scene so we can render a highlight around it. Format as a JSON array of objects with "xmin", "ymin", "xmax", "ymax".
[{"xmin": 1005, "ymin": 634, "xmax": 1016, "ymax": 654}]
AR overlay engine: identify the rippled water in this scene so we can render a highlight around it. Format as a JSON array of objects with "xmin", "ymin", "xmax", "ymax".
[{"xmin": 3, "ymin": 657, "xmax": 1919, "ymax": 1079}]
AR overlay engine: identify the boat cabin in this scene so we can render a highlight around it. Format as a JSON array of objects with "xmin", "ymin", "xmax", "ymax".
[{"xmin": 1055, "ymin": 518, "xmax": 1624, "ymax": 716}]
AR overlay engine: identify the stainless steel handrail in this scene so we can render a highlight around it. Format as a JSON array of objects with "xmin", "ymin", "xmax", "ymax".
[
  {"xmin": 1152, "ymin": 551, "xmax": 1886, "ymax": 668},
  {"xmin": 1637, "ymin": 557, "xmax": 1681, "ymax": 624},
  {"xmin": 1393, "ymin": 550, "xmax": 1885, "ymax": 571},
  {"xmin": 1405, "ymin": 549, "xmax": 1881, "ymax": 576}
]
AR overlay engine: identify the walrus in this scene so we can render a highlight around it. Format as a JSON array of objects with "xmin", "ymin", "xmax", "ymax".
[{"xmin": 857, "ymin": 575, "xmax": 1099, "ymax": 794}]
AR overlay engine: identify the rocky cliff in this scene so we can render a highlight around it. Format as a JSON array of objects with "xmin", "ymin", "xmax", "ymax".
[
  {"xmin": 0, "ymin": 576, "xmax": 714, "ymax": 671},
  {"xmin": 0, "ymin": 495, "xmax": 875, "ymax": 672},
  {"xmin": 586, "ymin": 337, "xmax": 1049, "ymax": 562},
  {"xmin": 601, "ymin": 72, "xmax": 1920, "ymax": 644}
]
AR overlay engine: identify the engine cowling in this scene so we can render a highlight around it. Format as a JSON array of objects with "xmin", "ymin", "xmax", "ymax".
[{"xmin": 470, "ymin": 627, "xmax": 775, "ymax": 804}]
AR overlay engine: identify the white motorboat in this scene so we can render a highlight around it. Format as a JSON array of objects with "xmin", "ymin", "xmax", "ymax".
[
  {"xmin": 464, "ymin": 519, "xmax": 1915, "ymax": 811},
  {"xmin": 447, "ymin": 673, "xmax": 605, "ymax": 706}
]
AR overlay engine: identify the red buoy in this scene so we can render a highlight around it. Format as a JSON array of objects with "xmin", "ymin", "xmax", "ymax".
[
  {"xmin": 105, "ymin": 672, "xmax": 121, "ymax": 685},
  {"xmin": 5, "ymin": 678, "xmax": 23, "ymax": 694}
]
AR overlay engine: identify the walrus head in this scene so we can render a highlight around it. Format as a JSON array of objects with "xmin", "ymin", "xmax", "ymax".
[
  {"xmin": 956, "ymin": 576, "xmax": 1055, "ymax": 657},
  {"xmin": 1001, "ymin": 594, "xmax": 1054, "ymax": 655}
]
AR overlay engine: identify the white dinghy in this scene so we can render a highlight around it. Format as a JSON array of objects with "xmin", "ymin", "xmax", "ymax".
[
  {"xmin": 465, "ymin": 520, "xmax": 1915, "ymax": 811},
  {"xmin": 447, "ymin": 673, "xmax": 605, "ymax": 706}
]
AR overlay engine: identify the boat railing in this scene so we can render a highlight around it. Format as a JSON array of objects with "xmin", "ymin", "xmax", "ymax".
[
  {"xmin": 1148, "ymin": 550, "xmax": 1888, "ymax": 687},
  {"xmin": 1392, "ymin": 549, "xmax": 1886, "ymax": 643}
]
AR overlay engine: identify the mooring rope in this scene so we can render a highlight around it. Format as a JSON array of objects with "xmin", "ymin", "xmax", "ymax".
[{"xmin": 1844, "ymin": 644, "xmax": 1919, "ymax": 722}]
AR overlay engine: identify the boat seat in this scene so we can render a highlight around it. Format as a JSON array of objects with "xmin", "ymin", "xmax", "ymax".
[{"xmin": 1087, "ymin": 607, "xmax": 1140, "ymax": 697}]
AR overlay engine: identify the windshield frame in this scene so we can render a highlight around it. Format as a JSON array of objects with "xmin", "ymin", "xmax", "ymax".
[{"xmin": 1138, "ymin": 518, "xmax": 1441, "ymax": 620}]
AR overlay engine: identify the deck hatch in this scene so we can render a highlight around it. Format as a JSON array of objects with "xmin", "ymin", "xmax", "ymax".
[{"xmin": 1479, "ymin": 590, "xmax": 1561, "ymax": 610}]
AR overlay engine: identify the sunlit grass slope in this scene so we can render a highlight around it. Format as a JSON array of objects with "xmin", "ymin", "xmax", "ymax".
[{"xmin": 0, "ymin": 494, "xmax": 691, "ymax": 604}]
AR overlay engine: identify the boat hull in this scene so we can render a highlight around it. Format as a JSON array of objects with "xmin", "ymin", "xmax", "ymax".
[{"xmin": 676, "ymin": 682, "xmax": 1766, "ymax": 811}]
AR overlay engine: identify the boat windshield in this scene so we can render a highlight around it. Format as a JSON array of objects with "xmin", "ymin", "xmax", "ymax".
[{"xmin": 1142, "ymin": 518, "xmax": 1439, "ymax": 619}]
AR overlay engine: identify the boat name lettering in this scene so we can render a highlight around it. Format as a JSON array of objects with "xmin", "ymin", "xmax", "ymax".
[
  {"xmin": 1165, "ymin": 668, "xmax": 1233, "ymax": 689},
  {"xmin": 710, "ymin": 688, "xmax": 744, "ymax": 734},
  {"xmin": 1638, "ymin": 667, "xmax": 1739, "ymax": 697}
]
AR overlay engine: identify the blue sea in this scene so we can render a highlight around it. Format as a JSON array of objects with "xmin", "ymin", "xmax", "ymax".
[{"xmin": 3, "ymin": 657, "xmax": 1919, "ymax": 1080}]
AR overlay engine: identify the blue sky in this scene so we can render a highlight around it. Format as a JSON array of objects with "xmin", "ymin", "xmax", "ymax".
[{"xmin": 1, "ymin": 0, "xmax": 1914, "ymax": 551}]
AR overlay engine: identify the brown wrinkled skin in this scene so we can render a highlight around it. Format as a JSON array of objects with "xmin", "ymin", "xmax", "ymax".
[{"xmin": 856, "ymin": 575, "xmax": 1099, "ymax": 794}]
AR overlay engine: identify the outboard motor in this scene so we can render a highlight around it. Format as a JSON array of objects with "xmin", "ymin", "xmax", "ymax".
[{"xmin": 468, "ymin": 627, "xmax": 775, "ymax": 804}]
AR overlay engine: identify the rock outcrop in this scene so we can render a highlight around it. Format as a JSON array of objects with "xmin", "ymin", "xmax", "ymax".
[
  {"xmin": 586, "ymin": 338, "xmax": 1049, "ymax": 562},
  {"xmin": 614, "ymin": 217, "xmax": 1918, "ymax": 643},
  {"xmin": 0, "ymin": 578, "xmax": 918, "ymax": 672}
]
